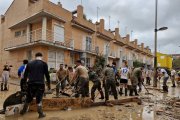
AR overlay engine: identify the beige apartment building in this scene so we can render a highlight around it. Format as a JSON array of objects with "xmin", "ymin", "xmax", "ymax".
[{"xmin": 0, "ymin": 0, "xmax": 153, "ymax": 76}]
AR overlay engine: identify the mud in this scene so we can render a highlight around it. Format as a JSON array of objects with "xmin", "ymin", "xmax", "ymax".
[{"xmin": 0, "ymin": 79, "xmax": 180, "ymax": 120}]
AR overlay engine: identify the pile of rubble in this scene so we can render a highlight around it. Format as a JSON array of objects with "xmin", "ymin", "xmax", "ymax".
[{"xmin": 141, "ymin": 94, "xmax": 180, "ymax": 120}]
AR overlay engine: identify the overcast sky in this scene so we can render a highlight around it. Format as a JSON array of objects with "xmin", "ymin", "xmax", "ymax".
[{"xmin": 0, "ymin": 0, "xmax": 180, "ymax": 54}]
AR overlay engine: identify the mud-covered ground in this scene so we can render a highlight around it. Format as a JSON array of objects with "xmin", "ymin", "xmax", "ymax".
[{"xmin": 0, "ymin": 78, "xmax": 180, "ymax": 120}]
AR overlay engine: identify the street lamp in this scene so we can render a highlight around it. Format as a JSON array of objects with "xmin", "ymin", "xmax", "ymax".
[
  {"xmin": 105, "ymin": 40, "xmax": 116, "ymax": 65},
  {"xmin": 153, "ymin": 0, "xmax": 168, "ymax": 87}
]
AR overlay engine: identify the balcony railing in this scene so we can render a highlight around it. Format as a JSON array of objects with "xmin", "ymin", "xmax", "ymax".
[
  {"xmin": 85, "ymin": 44, "xmax": 96, "ymax": 53},
  {"xmin": 5, "ymin": 29, "xmax": 73, "ymax": 50}
]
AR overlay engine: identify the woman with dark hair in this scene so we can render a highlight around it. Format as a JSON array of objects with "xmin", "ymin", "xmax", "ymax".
[{"xmin": 1, "ymin": 64, "xmax": 11, "ymax": 91}]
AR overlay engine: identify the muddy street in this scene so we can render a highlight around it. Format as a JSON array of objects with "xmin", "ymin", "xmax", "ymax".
[{"xmin": 0, "ymin": 79, "xmax": 180, "ymax": 120}]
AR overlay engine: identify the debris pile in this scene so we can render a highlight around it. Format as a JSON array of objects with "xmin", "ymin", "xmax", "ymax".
[{"xmin": 141, "ymin": 94, "xmax": 180, "ymax": 120}]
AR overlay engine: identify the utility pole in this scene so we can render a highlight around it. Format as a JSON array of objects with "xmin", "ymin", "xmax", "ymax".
[
  {"xmin": 109, "ymin": 16, "xmax": 111, "ymax": 30},
  {"xmin": 153, "ymin": 0, "xmax": 158, "ymax": 87}
]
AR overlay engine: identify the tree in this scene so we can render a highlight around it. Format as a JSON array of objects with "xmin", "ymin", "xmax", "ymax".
[
  {"xmin": 173, "ymin": 58, "xmax": 180, "ymax": 70},
  {"xmin": 93, "ymin": 54, "xmax": 106, "ymax": 72},
  {"xmin": 133, "ymin": 60, "xmax": 144, "ymax": 68}
]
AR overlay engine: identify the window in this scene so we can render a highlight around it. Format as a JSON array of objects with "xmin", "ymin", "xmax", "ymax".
[
  {"xmin": 48, "ymin": 51, "xmax": 64, "ymax": 70},
  {"xmin": 15, "ymin": 31, "xmax": 21, "ymax": 37},
  {"xmin": 86, "ymin": 36, "xmax": 92, "ymax": 51},
  {"xmin": 54, "ymin": 25, "xmax": 64, "ymax": 42}
]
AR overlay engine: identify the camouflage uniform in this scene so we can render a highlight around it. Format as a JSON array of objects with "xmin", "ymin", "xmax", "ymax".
[
  {"xmin": 89, "ymin": 70, "xmax": 104, "ymax": 101},
  {"xmin": 129, "ymin": 68, "xmax": 142, "ymax": 96},
  {"xmin": 56, "ymin": 68, "xmax": 68, "ymax": 96},
  {"xmin": 103, "ymin": 67, "xmax": 118, "ymax": 101}
]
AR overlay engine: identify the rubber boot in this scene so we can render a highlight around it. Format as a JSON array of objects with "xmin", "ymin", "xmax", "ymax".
[
  {"xmin": 146, "ymin": 80, "xmax": 148, "ymax": 85},
  {"xmin": 20, "ymin": 103, "xmax": 29, "ymax": 115},
  {"xmin": 162, "ymin": 86, "xmax": 166, "ymax": 92},
  {"xmin": 1, "ymin": 83, "xmax": 3, "ymax": 91},
  {"xmin": 148, "ymin": 80, "xmax": 151, "ymax": 85},
  {"xmin": 138, "ymin": 87, "xmax": 142, "ymax": 93},
  {"xmin": 129, "ymin": 89, "xmax": 133, "ymax": 96},
  {"xmin": 119, "ymin": 88, "xmax": 123, "ymax": 96},
  {"xmin": 125, "ymin": 88, "xmax": 128, "ymax": 96},
  {"xmin": 37, "ymin": 106, "xmax": 46, "ymax": 119},
  {"xmin": 134, "ymin": 88, "xmax": 139, "ymax": 96},
  {"xmin": 164, "ymin": 86, "xmax": 168, "ymax": 92},
  {"xmin": 4, "ymin": 83, "xmax": 8, "ymax": 91},
  {"xmin": 99, "ymin": 90, "xmax": 104, "ymax": 100},
  {"xmin": 91, "ymin": 92, "xmax": 95, "ymax": 101},
  {"xmin": 171, "ymin": 84, "xmax": 176, "ymax": 87},
  {"xmin": 165, "ymin": 86, "xmax": 168, "ymax": 92},
  {"xmin": 56, "ymin": 87, "xmax": 59, "ymax": 97}
]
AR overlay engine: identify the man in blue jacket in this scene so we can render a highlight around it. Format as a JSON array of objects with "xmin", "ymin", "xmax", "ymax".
[{"xmin": 18, "ymin": 59, "xmax": 28, "ymax": 92}]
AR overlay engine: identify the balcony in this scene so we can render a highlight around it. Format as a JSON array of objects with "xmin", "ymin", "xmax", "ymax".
[
  {"xmin": 109, "ymin": 51, "xmax": 117, "ymax": 59},
  {"xmin": 85, "ymin": 44, "xmax": 97, "ymax": 55},
  {"xmin": 5, "ymin": 29, "xmax": 73, "ymax": 51}
]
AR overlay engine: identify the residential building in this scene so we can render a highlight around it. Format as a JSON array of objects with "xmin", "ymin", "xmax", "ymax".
[
  {"xmin": 0, "ymin": 0, "xmax": 153, "ymax": 76},
  {"xmin": 169, "ymin": 54, "xmax": 180, "ymax": 59}
]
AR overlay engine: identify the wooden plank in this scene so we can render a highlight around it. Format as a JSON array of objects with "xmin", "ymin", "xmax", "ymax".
[{"xmin": 29, "ymin": 97, "xmax": 141, "ymax": 111}]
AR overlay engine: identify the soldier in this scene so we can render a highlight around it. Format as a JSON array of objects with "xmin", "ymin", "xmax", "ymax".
[
  {"xmin": 130, "ymin": 67, "xmax": 143, "ymax": 96},
  {"xmin": 72, "ymin": 60, "xmax": 89, "ymax": 98},
  {"xmin": 103, "ymin": 65, "xmax": 118, "ymax": 102},
  {"xmin": 89, "ymin": 67, "xmax": 104, "ymax": 101},
  {"xmin": 56, "ymin": 64, "xmax": 68, "ymax": 97},
  {"xmin": 171, "ymin": 69, "xmax": 176, "ymax": 87},
  {"xmin": 146, "ymin": 67, "xmax": 151, "ymax": 85},
  {"xmin": 20, "ymin": 52, "xmax": 51, "ymax": 118},
  {"xmin": 160, "ymin": 68, "xmax": 169, "ymax": 92}
]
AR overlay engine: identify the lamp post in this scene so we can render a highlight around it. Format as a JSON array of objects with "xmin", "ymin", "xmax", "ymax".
[{"xmin": 153, "ymin": 0, "xmax": 168, "ymax": 87}]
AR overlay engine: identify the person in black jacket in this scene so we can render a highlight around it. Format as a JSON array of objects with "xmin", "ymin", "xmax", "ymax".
[{"xmin": 20, "ymin": 52, "xmax": 51, "ymax": 119}]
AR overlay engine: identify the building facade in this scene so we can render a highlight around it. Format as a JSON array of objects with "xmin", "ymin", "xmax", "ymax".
[{"xmin": 0, "ymin": 0, "xmax": 153, "ymax": 76}]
